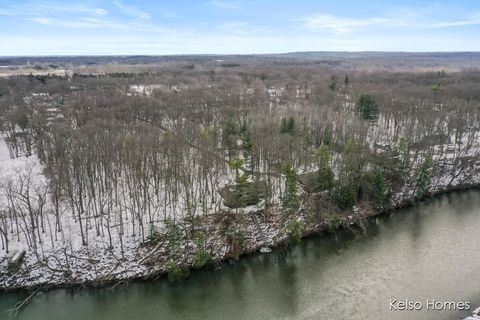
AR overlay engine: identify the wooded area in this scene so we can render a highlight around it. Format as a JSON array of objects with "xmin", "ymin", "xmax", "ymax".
[{"xmin": 0, "ymin": 55, "xmax": 479, "ymax": 286}]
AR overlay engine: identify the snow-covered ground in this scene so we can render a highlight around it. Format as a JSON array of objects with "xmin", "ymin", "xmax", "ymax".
[
  {"xmin": 0, "ymin": 128, "xmax": 286, "ymax": 289},
  {"xmin": 1, "ymin": 150, "xmax": 478, "ymax": 290},
  {"xmin": 0, "ymin": 137, "xmax": 10, "ymax": 161},
  {"xmin": 0, "ymin": 135, "xmax": 145, "ymax": 287},
  {"xmin": 0, "ymin": 106, "xmax": 479, "ymax": 290}
]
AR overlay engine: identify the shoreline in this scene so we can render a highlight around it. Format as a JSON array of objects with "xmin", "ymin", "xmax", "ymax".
[{"xmin": 1, "ymin": 182, "xmax": 479, "ymax": 294}]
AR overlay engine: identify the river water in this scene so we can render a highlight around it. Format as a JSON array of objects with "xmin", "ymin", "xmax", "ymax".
[{"xmin": 1, "ymin": 190, "xmax": 480, "ymax": 320}]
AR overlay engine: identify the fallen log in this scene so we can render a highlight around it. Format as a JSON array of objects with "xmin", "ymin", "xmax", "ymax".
[{"xmin": 8, "ymin": 250, "xmax": 26, "ymax": 269}]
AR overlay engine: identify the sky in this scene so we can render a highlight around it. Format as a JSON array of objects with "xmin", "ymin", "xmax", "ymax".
[{"xmin": 0, "ymin": 0, "xmax": 479, "ymax": 55}]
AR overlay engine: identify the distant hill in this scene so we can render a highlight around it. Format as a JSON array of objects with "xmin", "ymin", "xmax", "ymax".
[{"xmin": 1, "ymin": 51, "xmax": 480, "ymax": 71}]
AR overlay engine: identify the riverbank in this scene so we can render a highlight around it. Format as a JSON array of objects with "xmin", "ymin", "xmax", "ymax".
[
  {"xmin": 3, "ymin": 187, "xmax": 480, "ymax": 320},
  {"xmin": 1, "ymin": 165, "xmax": 479, "ymax": 293}
]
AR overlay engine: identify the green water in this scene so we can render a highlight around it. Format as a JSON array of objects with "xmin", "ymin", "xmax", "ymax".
[{"xmin": 1, "ymin": 190, "xmax": 480, "ymax": 320}]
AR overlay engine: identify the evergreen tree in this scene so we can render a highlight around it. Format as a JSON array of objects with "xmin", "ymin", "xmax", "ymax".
[
  {"xmin": 364, "ymin": 169, "xmax": 389, "ymax": 205},
  {"xmin": 280, "ymin": 116, "xmax": 296, "ymax": 134},
  {"xmin": 328, "ymin": 75, "xmax": 337, "ymax": 91},
  {"xmin": 282, "ymin": 162, "xmax": 300, "ymax": 210},
  {"xmin": 357, "ymin": 94, "xmax": 379, "ymax": 121},
  {"xmin": 165, "ymin": 218, "xmax": 182, "ymax": 258},
  {"xmin": 192, "ymin": 232, "xmax": 211, "ymax": 269},
  {"xmin": 225, "ymin": 117, "xmax": 238, "ymax": 136},
  {"xmin": 415, "ymin": 155, "xmax": 433, "ymax": 197},
  {"xmin": 315, "ymin": 145, "xmax": 335, "ymax": 192},
  {"xmin": 228, "ymin": 157, "xmax": 245, "ymax": 184},
  {"xmin": 287, "ymin": 220, "xmax": 303, "ymax": 245},
  {"xmin": 334, "ymin": 185, "xmax": 356, "ymax": 210}
]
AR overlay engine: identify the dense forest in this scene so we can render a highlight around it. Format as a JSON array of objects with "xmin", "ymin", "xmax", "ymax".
[{"xmin": 0, "ymin": 56, "xmax": 479, "ymax": 287}]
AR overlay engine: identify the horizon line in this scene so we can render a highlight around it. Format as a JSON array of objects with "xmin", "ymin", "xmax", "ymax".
[{"xmin": 2, "ymin": 50, "xmax": 480, "ymax": 58}]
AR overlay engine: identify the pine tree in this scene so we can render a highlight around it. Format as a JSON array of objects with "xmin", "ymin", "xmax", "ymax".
[
  {"xmin": 365, "ymin": 169, "xmax": 389, "ymax": 205},
  {"xmin": 280, "ymin": 116, "xmax": 295, "ymax": 134},
  {"xmin": 315, "ymin": 145, "xmax": 335, "ymax": 192},
  {"xmin": 415, "ymin": 155, "xmax": 433, "ymax": 197},
  {"xmin": 357, "ymin": 94, "xmax": 379, "ymax": 121},
  {"xmin": 282, "ymin": 162, "xmax": 300, "ymax": 210}
]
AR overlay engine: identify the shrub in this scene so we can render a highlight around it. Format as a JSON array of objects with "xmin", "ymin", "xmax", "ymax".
[
  {"xmin": 165, "ymin": 218, "xmax": 182, "ymax": 255},
  {"xmin": 330, "ymin": 214, "xmax": 342, "ymax": 229},
  {"xmin": 193, "ymin": 232, "xmax": 211, "ymax": 269},
  {"xmin": 225, "ymin": 118, "xmax": 238, "ymax": 136},
  {"xmin": 165, "ymin": 260, "xmax": 190, "ymax": 282},
  {"xmin": 335, "ymin": 185, "xmax": 356, "ymax": 210},
  {"xmin": 147, "ymin": 225, "xmax": 161, "ymax": 243},
  {"xmin": 287, "ymin": 220, "xmax": 303, "ymax": 245}
]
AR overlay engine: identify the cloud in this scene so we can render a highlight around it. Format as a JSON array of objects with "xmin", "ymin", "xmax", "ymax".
[
  {"xmin": 431, "ymin": 15, "xmax": 480, "ymax": 28},
  {"xmin": 207, "ymin": 1, "xmax": 240, "ymax": 9},
  {"xmin": 297, "ymin": 14, "xmax": 389, "ymax": 33},
  {"xmin": 94, "ymin": 8, "xmax": 109, "ymax": 16},
  {"xmin": 2, "ymin": 2, "xmax": 480, "ymax": 55},
  {"xmin": 0, "ymin": 3, "xmax": 109, "ymax": 17},
  {"xmin": 112, "ymin": 1, "xmax": 150, "ymax": 20},
  {"xmin": 3, "ymin": 30, "xmax": 480, "ymax": 56},
  {"xmin": 297, "ymin": 10, "xmax": 480, "ymax": 34},
  {"xmin": 27, "ymin": 16, "xmax": 128, "ymax": 29},
  {"xmin": 220, "ymin": 22, "xmax": 251, "ymax": 35},
  {"xmin": 0, "ymin": 1, "xmax": 160, "ymax": 31}
]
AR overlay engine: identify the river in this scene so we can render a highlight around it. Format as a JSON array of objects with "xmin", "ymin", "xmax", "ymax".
[{"xmin": 1, "ymin": 190, "xmax": 480, "ymax": 320}]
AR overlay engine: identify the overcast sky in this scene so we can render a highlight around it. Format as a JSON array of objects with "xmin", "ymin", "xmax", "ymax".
[{"xmin": 0, "ymin": 0, "xmax": 479, "ymax": 55}]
